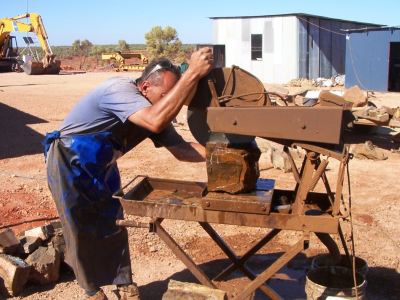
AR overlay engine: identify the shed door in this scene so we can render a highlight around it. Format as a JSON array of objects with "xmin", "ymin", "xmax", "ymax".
[{"xmin": 389, "ymin": 42, "xmax": 400, "ymax": 92}]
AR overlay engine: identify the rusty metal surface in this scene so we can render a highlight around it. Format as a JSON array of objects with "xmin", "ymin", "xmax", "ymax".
[
  {"xmin": 206, "ymin": 106, "xmax": 344, "ymax": 145},
  {"xmin": 202, "ymin": 190, "xmax": 272, "ymax": 215},
  {"xmin": 188, "ymin": 66, "xmax": 268, "ymax": 145},
  {"xmin": 117, "ymin": 177, "xmax": 340, "ymax": 234},
  {"xmin": 189, "ymin": 66, "xmax": 268, "ymax": 110},
  {"xmin": 117, "ymin": 143, "xmax": 351, "ymax": 299}
]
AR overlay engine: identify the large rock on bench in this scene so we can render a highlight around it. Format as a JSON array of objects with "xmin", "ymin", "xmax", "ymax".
[{"xmin": 206, "ymin": 141, "xmax": 261, "ymax": 194}]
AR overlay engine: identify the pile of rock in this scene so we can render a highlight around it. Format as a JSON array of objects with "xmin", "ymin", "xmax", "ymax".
[
  {"xmin": 287, "ymin": 78, "xmax": 313, "ymax": 87},
  {"xmin": 312, "ymin": 74, "xmax": 345, "ymax": 87},
  {"xmin": 287, "ymin": 75, "xmax": 345, "ymax": 88},
  {"xmin": 0, "ymin": 222, "xmax": 65, "ymax": 297}
]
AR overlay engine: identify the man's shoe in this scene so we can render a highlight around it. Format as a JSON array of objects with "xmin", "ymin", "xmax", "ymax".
[
  {"xmin": 116, "ymin": 283, "xmax": 140, "ymax": 300},
  {"xmin": 86, "ymin": 288, "xmax": 108, "ymax": 300}
]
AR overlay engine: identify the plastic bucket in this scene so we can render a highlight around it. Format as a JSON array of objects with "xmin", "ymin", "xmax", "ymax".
[
  {"xmin": 311, "ymin": 254, "xmax": 368, "ymax": 278},
  {"xmin": 306, "ymin": 266, "xmax": 367, "ymax": 300}
]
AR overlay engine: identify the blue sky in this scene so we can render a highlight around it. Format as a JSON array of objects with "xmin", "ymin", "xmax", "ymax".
[{"xmin": 3, "ymin": 0, "xmax": 400, "ymax": 46}]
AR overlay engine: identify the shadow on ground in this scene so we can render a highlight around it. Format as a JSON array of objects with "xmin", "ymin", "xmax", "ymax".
[
  {"xmin": 4, "ymin": 255, "xmax": 398, "ymax": 299},
  {"xmin": 140, "ymin": 254, "xmax": 399, "ymax": 299},
  {"xmin": 0, "ymin": 102, "xmax": 47, "ymax": 159},
  {"xmin": 140, "ymin": 253, "xmax": 309, "ymax": 300},
  {"xmin": 366, "ymin": 266, "xmax": 400, "ymax": 300}
]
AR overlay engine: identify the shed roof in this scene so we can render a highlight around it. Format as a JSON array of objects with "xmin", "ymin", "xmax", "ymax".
[
  {"xmin": 209, "ymin": 13, "xmax": 383, "ymax": 27},
  {"xmin": 343, "ymin": 26, "xmax": 400, "ymax": 33}
]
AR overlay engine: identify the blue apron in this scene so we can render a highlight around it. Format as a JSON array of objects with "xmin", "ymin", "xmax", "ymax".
[{"xmin": 44, "ymin": 131, "xmax": 132, "ymax": 291}]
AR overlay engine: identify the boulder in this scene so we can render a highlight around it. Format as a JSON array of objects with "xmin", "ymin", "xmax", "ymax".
[
  {"xmin": 26, "ymin": 245, "xmax": 60, "ymax": 285},
  {"xmin": 343, "ymin": 85, "xmax": 368, "ymax": 107}
]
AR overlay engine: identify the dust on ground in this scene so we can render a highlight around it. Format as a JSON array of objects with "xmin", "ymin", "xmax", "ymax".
[{"xmin": 0, "ymin": 71, "xmax": 399, "ymax": 299}]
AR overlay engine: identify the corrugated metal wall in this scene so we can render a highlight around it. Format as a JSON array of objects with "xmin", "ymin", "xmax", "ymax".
[
  {"xmin": 298, "ymin": 17, "xmax": 365, "ymax": 79},
  {"xmin": 345, "ymin": 28, "xmax": 400, "ymax": 91}
]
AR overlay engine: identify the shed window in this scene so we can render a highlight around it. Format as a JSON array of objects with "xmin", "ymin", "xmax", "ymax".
[{"xmin": 251, "ymin": 34, "xmax": 262, "ymax": 60}]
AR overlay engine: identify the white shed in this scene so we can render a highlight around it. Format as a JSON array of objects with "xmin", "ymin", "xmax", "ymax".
[{"xmin": 210, "ymin": 13, "xmax": 381, "ymax": 83}]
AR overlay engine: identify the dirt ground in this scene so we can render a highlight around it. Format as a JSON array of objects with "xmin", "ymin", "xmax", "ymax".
[{"xmin": 0, "ymin": 70, "xmax": 399, "ymax": 300}]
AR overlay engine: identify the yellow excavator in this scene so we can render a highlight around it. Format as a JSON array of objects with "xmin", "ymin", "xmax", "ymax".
[
  {"xmin": 0, "ymin": 13, "xmax": 60, "ymax": 74},
  {"xmin": 101, "ymin": 51, "xmax": 148, "ymax": 72}
]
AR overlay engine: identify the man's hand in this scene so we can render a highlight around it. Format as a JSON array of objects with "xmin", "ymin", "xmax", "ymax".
[{"xmin": 186, "ymin": 47, "xmax": 214, "ymax": 80}]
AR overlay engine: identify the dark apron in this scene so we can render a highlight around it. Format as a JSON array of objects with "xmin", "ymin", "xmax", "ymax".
[{"xmin": 44, "ymin": 131, "xmax": 132, "ymax": 291}]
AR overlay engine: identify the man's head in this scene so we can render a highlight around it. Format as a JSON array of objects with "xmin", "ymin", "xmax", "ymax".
[{"xmin": 136, "ymin": 58, "xmax": 181, "ymax": 104}]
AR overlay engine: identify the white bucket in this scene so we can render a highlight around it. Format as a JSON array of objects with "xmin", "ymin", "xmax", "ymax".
[{"xmin": 306, "ymin": 266, "xmax": 367, "ymax": 300}]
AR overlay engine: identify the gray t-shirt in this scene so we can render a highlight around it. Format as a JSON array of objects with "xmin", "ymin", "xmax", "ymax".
[{"xmin": 60, "ymin": 76, "xmax": 184, "ymax": 152}]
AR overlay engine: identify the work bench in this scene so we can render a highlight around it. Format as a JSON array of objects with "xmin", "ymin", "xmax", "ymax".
[{"xmin": 116, "ymin": 143, "xmax": 351, "ymax": 300}]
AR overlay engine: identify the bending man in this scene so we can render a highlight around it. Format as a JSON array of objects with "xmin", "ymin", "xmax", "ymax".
[{"xmin": 44, "ymin": 48, "xmax": 213, "ymax": 300}]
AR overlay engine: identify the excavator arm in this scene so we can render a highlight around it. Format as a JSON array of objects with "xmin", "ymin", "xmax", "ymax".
[{"xmin": 0, "ymin": 13, "xmax": 60, "ymax": 74}]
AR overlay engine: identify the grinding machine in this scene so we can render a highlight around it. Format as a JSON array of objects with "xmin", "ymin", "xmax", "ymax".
[{"xmin": 116, "ymin": 66, "xmax": 356, "ymax": 299}]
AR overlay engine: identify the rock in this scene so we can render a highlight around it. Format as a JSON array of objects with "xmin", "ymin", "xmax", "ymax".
[
  {"xmin": 350, "ymin": 141, "xmax": 388, "ymax": 160},
  {"xmin": 288, "ymin": 78, "xmax": 313, "ymax": 87},
  {"xmin": 295, "ymin": 93, "xmax": 318, "ymax": 106},
  {"xmin": 353, "ymin": 106, "xmax": 390, "ymax": 123},
  {"xmin": 206, "ymin": 141, "xmax": 261, "ymax": 194},
  {"xmin": 318, "ymin": 91, "xmax": 352, "ymax": 109},
  {"xmin": 49, "ymin": 221, "xmax": 62, "ymax": 231},
  {"xmin": 0, "ymin": 229, "xmax": 22, "ymax": 255},
  {"xmin": 20, "ymin": 236, "xmax": 42, "ymax": 255},
  {"xmin": 294, "ymin": 95, "xmax": 305, "ymax": 106},
  {"xmin": 389, "ymin": 107, "xmax": 400, "ymax": 127},
  {"xmin": 264, "ymin": 84, "xmax": 289, "ymax": 97},
  {"xmin": 162, "ymin": 280, "xmax": 227, "ymax": 300},
  {"xmin": 51, "ymin": 232, "xmax": 66, "ymax": 262},
  {"xmin": 334, "ymin": 74, "xmax": 345, "ymax": 86},
  {"xmin": 343, "ymin": 85, "xmax": 368, "ymax": 107},
  {"xmin": 0, "ymin": 254, "xmax": 31, "ymax": 296},
  {"xmin": 368, "ymin": 107, "xmax": 390, "ymax": 122},
  {"xmin": 24, "ymin": 224, "xmax": 55, "ymax": 241},
  {"xmin": 270, "ymin": 148, "xmax": 291, "ymax": 173},
  {"xmin": 26, "ymin": 245, "xmax": 60, "ymax": 285}
]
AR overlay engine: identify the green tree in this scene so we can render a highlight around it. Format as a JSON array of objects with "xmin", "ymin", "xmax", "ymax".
[
  {"xmin": 145, "ymin": 26, "xmax": 186, "ymax": 63},
  {"xmin": 117, "ymin": 40, "xmax": 130, "ymax": 51},
  {"xmin": 71, "ymin": 39, "xmax": 93, "ymax": 69}
]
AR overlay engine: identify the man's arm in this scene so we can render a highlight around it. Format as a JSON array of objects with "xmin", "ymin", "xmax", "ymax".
[
  {"xmin": 166, "ymin": 142, "xmax": 206, "ymax": 162},
  {"xmin": 129, "ymin": 48, "xmax": 213, "ymax": 133}
]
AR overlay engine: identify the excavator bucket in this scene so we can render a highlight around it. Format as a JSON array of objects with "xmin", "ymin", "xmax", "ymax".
[{"xmin": 21, "ymin": 60, "xmax": 61, "ymax": 75}]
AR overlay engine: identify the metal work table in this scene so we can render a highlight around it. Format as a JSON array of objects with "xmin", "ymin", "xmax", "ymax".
[{"xmin": 116, "ymin": 143, "xmax": 351, "ymax": 300}]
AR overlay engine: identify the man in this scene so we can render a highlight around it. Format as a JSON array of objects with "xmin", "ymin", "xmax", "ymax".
[{"xmin": 43, "ymin": 48, "xmax": 213, "ymax": 299}]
